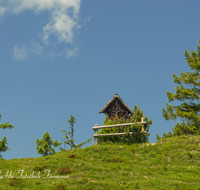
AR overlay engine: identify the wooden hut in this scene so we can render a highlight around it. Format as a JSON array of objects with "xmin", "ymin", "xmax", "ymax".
[{"xmin": 99, "ymin": 94, "xmax": 133, "ymax": 120}]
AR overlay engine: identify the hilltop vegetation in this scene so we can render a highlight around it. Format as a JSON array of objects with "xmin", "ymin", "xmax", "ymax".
[
  {"xmin": 1, "ymin": 37, "xmax": 200, "ymax": 189},
  {"xmin": 98, "ymin": 105, "xmax": 153, "ymax": 144},
  {"xmin": 0, "ymin": 135, "xmax": 200, "ymax": 189}
]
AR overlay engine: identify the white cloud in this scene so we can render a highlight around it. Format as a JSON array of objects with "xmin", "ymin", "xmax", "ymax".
[
  {"xmin": 0, "ymin": 0, "xmax": 81, "ymax": 56},
  {"xmin": 0, "ymin": 6, "xmax": 7, "ymax": 21},
  {"xmin": 31, "ymin": 41, "xmax": 43, "ymax": 55},
  {"xmin": 13, "ymin": 43, "xmax": 27, "ymax": 60},
  {"xmin": 0, "ymin": 6, "xmax": 7, "ymax": 16},
  {"xmin": 66, "ymin": 47, "xmax": 78, "ymax": 58},
  {"xmin": 42, "ymin": 9, "xmax": 81, "ymax": 44},
  {"xmin": 84, "ymin": 17, "xmax": 91, "ymax": 23}
]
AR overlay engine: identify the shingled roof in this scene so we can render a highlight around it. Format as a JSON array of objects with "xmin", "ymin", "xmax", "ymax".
[{"xmin": 99, "ymin": 94, "xmax": 133, "ymax": 114}]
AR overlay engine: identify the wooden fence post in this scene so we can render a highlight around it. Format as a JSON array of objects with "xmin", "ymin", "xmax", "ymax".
[
  {"xmin": 94, "ymin": 124, "xmax": 98, "ymax": 145},
  {"xmin": 141, "ymin": 118, "xmax": 144, "ymax": 132}
]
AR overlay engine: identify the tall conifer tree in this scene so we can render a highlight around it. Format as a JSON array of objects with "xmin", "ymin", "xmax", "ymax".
[{"xmin": 163, "ymin": 41, "xmax": 200, "ymax": 135}]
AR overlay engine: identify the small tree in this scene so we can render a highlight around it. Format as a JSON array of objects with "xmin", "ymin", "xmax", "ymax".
[
  {"xmin": 163, "ymin": 40, "xmax": 200, "ymax": 135},
  {"xmin": 61, "ymin": 115, "xmax": 92, "ymax": 150},
  {"xmin": 68, "ymin": 115, "xmax": 76, "ymax": 149},
  {"xmin": 35, "ymin": 132, "xmax": 62, "ymax": 156},
  {"xmin": 0, "ymin": 113, "xmax": 14, "ymax": 157}
]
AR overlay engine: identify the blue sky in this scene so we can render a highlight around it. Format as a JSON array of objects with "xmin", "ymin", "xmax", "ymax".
[{"xmin": 0, "ymin": 0, "xmax": 200, "ymax": 160}]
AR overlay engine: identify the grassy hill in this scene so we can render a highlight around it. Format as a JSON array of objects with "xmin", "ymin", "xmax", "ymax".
[{"xmin": 1, "ymin": 135, "xmax": 200, "ymax": 190}]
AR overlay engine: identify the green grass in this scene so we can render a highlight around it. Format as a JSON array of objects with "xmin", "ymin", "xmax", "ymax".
[{"xmin": 1, "ymin": 135, "xmax": 200, "ymax": 189}]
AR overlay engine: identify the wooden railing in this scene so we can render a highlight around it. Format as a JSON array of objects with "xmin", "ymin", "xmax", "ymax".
[{"xmin": 92, "ymin": 118, "xmax": 147, "ymax": 145}]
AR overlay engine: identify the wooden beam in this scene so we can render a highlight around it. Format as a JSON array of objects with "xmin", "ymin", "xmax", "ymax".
[
  {"xmin": 141, "ymin": 118, "xmax": 144, "ymax": 131},
  {"xmin": 116, "ymin": 99, "xmax": 118, "ymax": 109},
  {"xmin": 93, "ymin": 131, "xmax": 146, "ymax": 137},
  {"xmin": 122, "ymin": 111, "xmax": 128, "ymax": 119},
  {"xmin": 106, "ymin": 109, "xmax": 127, "ymax": 113},
  {"xmin": 93, "ymin": 121, "xmax": 146, "ymax": 130},
  {"xmin": 105, "ymin": 111, "xmax": 109, "ymax": 118},
  {"xmin": 93, "ymin": 118, "xmax": 146, "ymax": 145}
]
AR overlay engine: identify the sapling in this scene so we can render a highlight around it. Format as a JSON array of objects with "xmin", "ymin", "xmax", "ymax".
[{"xmin": 61, "ymin": 115, "xmax": 92, "ymax": 150}]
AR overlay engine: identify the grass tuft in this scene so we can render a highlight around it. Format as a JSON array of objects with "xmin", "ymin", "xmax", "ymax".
[
  {"xmin": 112, "ymin": 158, "xmax": 124, "ymax": 163},
  {"xmin": 32, "ymin": 166, "xmax": 44, "ymax": 171},
  {"xmin": 9, "ymin": 178, "xmax": 18, "ymax": 186},
  {"xmin": 54, "ymin": 183, "xmax": 66, "ymax": 190},
  {"xmin": 58, "ymin": 167, "xmax": 73, "ymax": 174}
]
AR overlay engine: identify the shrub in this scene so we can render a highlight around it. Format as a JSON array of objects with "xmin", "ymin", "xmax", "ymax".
[
  {"xmin": 156, "ymin": 134, "xmax": 161, "ymax": 141},
  {"xmin": 98, "ymin": 105, "xmax": 152, "ymax": 144},
  {"xmin": 156, "ymin": 131, "xmax": 174, "ymax": 142}
]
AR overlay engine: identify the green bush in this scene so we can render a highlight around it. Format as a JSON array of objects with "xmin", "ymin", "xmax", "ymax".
[
  {"xmin": 156, "ymin": 131, "xmax": 174, "ymax": 142},
  {"xmin": 98, "ymin": 105, "xmax": 152, "ymax": 144}
]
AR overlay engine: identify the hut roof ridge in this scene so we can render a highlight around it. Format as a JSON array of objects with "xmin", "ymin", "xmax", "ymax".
[{"xmin": 99, "ymin": 94, "xmax": 133, "ymax": 114}]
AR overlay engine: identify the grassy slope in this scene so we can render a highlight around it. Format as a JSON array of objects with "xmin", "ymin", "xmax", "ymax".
[{"xmin": 1, "ymin": 135, "xmax": 200, "ymax": 190}]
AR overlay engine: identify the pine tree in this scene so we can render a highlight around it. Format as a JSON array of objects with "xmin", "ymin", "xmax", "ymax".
[
  {"xmin": 163, "ymin": 41, "xmax": 200, "ymax": 135},
  {"xmin": 35, "ymin": 132, "xmax": 62, "ymax": 156},
  {"xmin": 0, "ymin": 113, "xmax": 14, "ymax": 157}
]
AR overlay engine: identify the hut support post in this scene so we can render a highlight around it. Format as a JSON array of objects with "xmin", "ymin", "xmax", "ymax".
[
  {"xmin": 94, "ymin": 124, "xmax": 98, "ymax": 145},
  {"xmin": 141, "ymin": 118, "xmax": 144, "ymax": 132}
]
